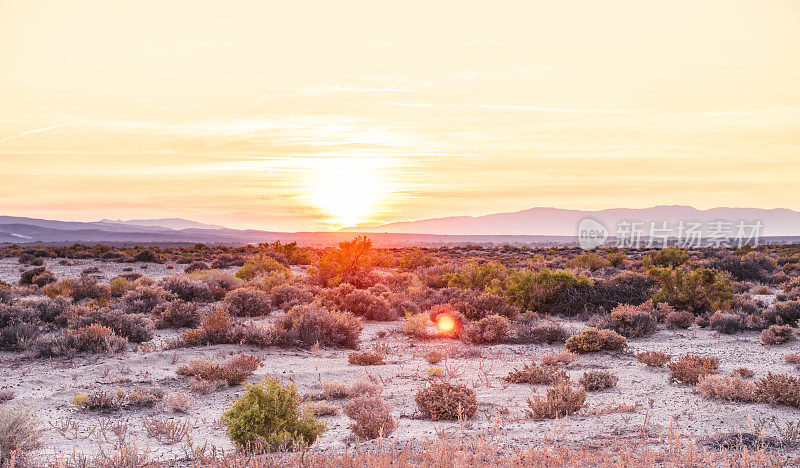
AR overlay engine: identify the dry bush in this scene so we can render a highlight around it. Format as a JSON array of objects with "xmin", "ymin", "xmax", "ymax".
[
  {"xmin": 341, "ymin": 289, "xmax": 396, "ymax": 321},
  {"xmin": 733, "ymin": 367, "xmax": 756, "ymax": 378},
  {"xmin": 348, "ymin": 346, "xmax": 386, "ymax": 366},
  {"xmin": 564, "ymin": 328, "xmax": 627, "ymax": 354},
  {"xmin": 321, "ymin": 380, "xmax": 348, "ymax": 400},
  {"xmin": 415, "ymin": 381, "xmax": 477, "ymax": 421},
  {"xmin": 463, "ymin": 314, "xmax": 511, "ymax": 344},
  {"xmin": 122, "ymin": 285, "xmax": 167, "ymax": 315},
  {"xmin": 579, "ymin": 370, "xmax": 618, "ymax": 391},
  {"xmin": 180, "ymin": 306, "xmax": 242, "ymax": 346},
  {"xmin": 422, "ymin": 348, "xmax": 446, "ymax": 364},
  {"xmin": 667, "ymin": 354, "xmax": 719, "ymax": 384},
  {"xmin": 0, "ymin": 390, "xmax": 14, "ymax": 403},
  {"xmin": 760, "ymin": 324, "xmax": 794, "ymax": 345},
  {"xmin": 709, "ymin": 311, "xmax": 744, "ymax": 334},
  {"xmin": 185, "ymin": 261, "xmax": 210, "ymax": 273},
  {"xmin": 162, "ymin": 275, "xmax": 213, "ymax": 302},
  {"xmin": 34, "ymin": 323, "xmax": 128, "ymax": 357},
  {"xmin": 784, "ymin": 353, "xmax": 800, "ymax": 365},
  {"xmin": 73, "ymin": 386, "xmax": 164, "ymax": 411},
  {"xmin": 635, "ymin": 350, "xmax": 671, "ymax": 367},
  {"xmin": 70, "ymin": 308, "xmax": 154, "ymax": 343},
  {"xmin": 527, "ymin": 383, "xmax": 586, "ymax": 419},
  {"xmin": 343, "ymin": 395, "xmax": 397, "ymax": 439},
  {"xmin": 599, "ymin": 304, "xmax": 657, "ymax": 338},
  {"xmin": 304, "ymin": 400, "xmax": 339, "ymax": 417},
  {"xmin": 540, "ymin": 350, "xmax": 577, "ymax": 367},
  {"xmin": 153, "ymin": 300, "xmax": 201, "ymax": 329},
  {"xmin": 142, "ymin": 417, "xmax": 189, "ymax": 444},
  {"xmin": 0, "ymin": 407, "xmax": 42, "ymax": 465},
  {"xmin": 512, "ymin": 320, "xmax": 569, "ymax": 344},
  {"xmin": 270, "ymin": 283, "xmax": 318, "ymax": 311},
  {"xmin": 270, "ymin": 304, "xmax": 362, "ymax": 349},
  {"xmin": 165, "ymin": 392, "xmax": 194, "ymax": 413},
  {"xmin": 665, "ymin": 309, "xmax": 695, "ymax": 329},
  {"xmin": 190, "ymin": 378, "xmax": 227, "ymax": 395},
  {"xmin": 177, "ymin": 354, "xmax": 262, "ymax": 387},
  {"xmin": 503, "ymin": 362, "xmax": 568, "ymax": 385},
  {"xmin": 347, "ymin": 376, "xmax": 383, "ymax": 399},
  {"xmin": 224, "ymin": 287, "xmax": 273, "ymax": 317},
  {"xmin": 696, "ymin": 374, "xmax": 756, "ymax": 402},
  {"xmin": 755, "ymin": 373, "xmax": 800, "ymax": 408}
]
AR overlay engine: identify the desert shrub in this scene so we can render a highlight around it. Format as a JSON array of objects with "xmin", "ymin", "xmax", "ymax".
[
  {"xmin": 222, "ymin": 377, "xmax": 325, "ymax": 452},
  {"xmin": 270, "ymin": 283, "xmax": 317, "ymax": 310},
  {"xmin": 733, "ymin": 367, "xmax": 756, "ymax": 378},
  {"xmin": 0, "ymin": 407, "xmax": 42, "ymax": 465},
  {"xmin": 760, "ymin": 324, "xmax": 794, "ymax": 345},
  {"xmin": 503, "ymin": 362, "xmax": 568, "ymax": 385},
  {"xmin": 34, "ymin": 324, "xmax": 128, "ymax": 357},
  {"xmin": 448, "ymin": 289, "xmax": 519, "ymax": 320},
  {"xmin": 235, "ymin": 254, "xmax": 288, "ymax": 282},
  {"xmin": 0, "ymin": 390, "xmax": 13, "ymax": 403},
  {"xmin": 444, "ymin": 261, "xmax": 507, "ymax": 290},
  {"xmin": 415, "ymin": 381, "xmax": 477, "ymax": 421},
  {"xmin": 270, "ymin": 304, "xmax": 362, "ymax": 349},
  {"xmin": 512, "ymin": 320, "xmax": 569, "ymax": 344},
  {"xmin": 665, "ymin": 309, "xmax": 694, "ymax": 329},
  {"xmin": 488, "ymin": 268, "xmax": 591, "ymax": 313},
  {"xmin": 19, "ymin": 267, "xmax": 57, "ymax": 287},
  {"xmin": 180, "ymin": 306, "xmax": 242, "ymax": 346},
  {"xmin": 606, "ymin": 251, "xmax": 628, "ymax": 268},
  {"xmin": 310, "ymin": 236, "xmax": 376, "ymax": 287},
  {"xmin": 422, "ymin": 348, "xmax": 446, "ymax": 364},
  {"xmin": 540, "ymin": 350, "xmax": 577, "ymax": 367},
  {"xmin": 709, "ymin": 311, "xmax": 744, "ymax": 334},
  {"xmin": 636, "ymin": 350, "xmax": 671, "ymax": 367},
  {"xmin": 785, "ymin": 353, "xmax": 800, "ymax": 365},
  {"xmin": 304, "ymin": 401, "xmax": 339, "ymax": 417},
  {"xmin": 565, "ymin": 328, "xmax": 627, "ymax": 354},
  {"xmin": 697, "ymin": 375, "xmax": 756, "ymax": 402},
  {"xmin": 755, "ymin": 373, "xmax": 800, "ymax": 408},
  {"xmin": 42, "ymin": 278, "xmax": 74, "ymax": 299},
  {"xmin": 0, "ymin": 322, "xmax": 38, "ymax": 351},
  {"xmin": 341, "ymin": 289, "xmax": 396, "ymax": 321},
  {"xmin": 579, "ymin": 370, "xmax": 618, "ymax": 391},
  {"xmin": 566, "ymin": 252, "xmax": 609, "ymax": 271},
  {"xmin": 165, "ymin": 392, "xmax": 194, "ymax": 413},
  {"xmin": 649, "ymin": 267, "xmax": 733, "ymax": 315},
  {"xmin": 122, "ymin": 285, "xmax": 167, "ymax": 315},
  {"xmin": 68, "ymin": 276, "xmax": 110, "ymax": 301},
  {"xmin": 224, "ymin": 287, "xmax": 273, "ymax": 317},
  {"xmin": 526, "ymin": 383, "xmax": 586, "ymax": 419},
  {"xmin": 72, "ymin": 386, "xmax": 163, "ymax": 411},
  {"xmin": 348, "ymin": 346, "xmax": 386, "ymax": 365},
  {"xmin": 185, "ymin": 261, "xmax": 210, "ymax": 273},
  {"xmin": 463, "ymin": 315, "xmax": 511, "ymax": 344},
  {"xmin": 667, "ymin": 354, "xmax": 719, "ymax": 384},
  {"xmin": 343, "ymin": 395, "xmax": 397, "ymax": 440},
  {"xmin": 599, "ymin": 303, "xmax": 657, "ymax": 338},
  {"xmin": 133, "ymin": 249, "xmax": 161, "ymax": 263},
  {"xmin": 713, "ymin": 252, "xmax": 777, "ymax": 282},
  {"xmin": 643, "ymin": 247, "xmax": 689, "ymax": 267},
  {"xmin": 162, "ymin": 276, "xmax": 213, "ymax": 302},
  {"xmin": 347, "ymin": 376, "xmax": 383, "ymax": 398},
  {"xmin": 108, "ymin": 277, "xmax": 135, "ymax": 297},
  {"xmin": 153, "ymin": 300, "xmax": 201, "ymax": 329},
  {"xmin": 177, "ymin": 354, "xmax": 262, "ymax": 387},
  {"xmin": 764, "ymin": 300, "xmax": 800, "ymax": 326},
  {"xmin": 71, "ymin": 308, "xmax": 154, "ymax": 343},
  {"xmin": 189, "ymin": 270, "xmax": 243, "ymax": 300}
]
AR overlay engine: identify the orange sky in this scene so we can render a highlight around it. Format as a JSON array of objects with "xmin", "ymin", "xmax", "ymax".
[{"xmin": 1, "ymin": 0, "xmax": 799, "ymax": 231}]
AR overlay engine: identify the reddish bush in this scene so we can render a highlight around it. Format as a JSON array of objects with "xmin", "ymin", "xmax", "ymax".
[
  {"xmin": 761, "ymin": 324, "xmax": 794, "ymax": 345},
  {"xmin": 636, "ymin": 350, "xmax": 671, "ymax": 367},
  {"xmin": 527, "ymin": 383, "xmax": 586, "ymax": 419},
  {"xmin": 463, "ymin": 315, "xmax": 511, "ymax": 344},
  {"xmin": 343, "ymin": 395, "xmax": 397, "ymax": 439},
  {"xmin": 755, "ymin": 373, "xmax": 800, "ymax": 408},
  {"xmin": 565, "ymin": 328, "xmax": 627, "ymax": 354},
  {"xmin": 270, "ymin": 304, "xmax": 362, "ymax": 349},
  {"xmin": 224, "ymin": 287, "xmax": 273, "ymax": 317},
  {"xmin": 415, "ymin": 381, "xmax": 477, "ymax": 421},
  {"xmin": 667, "ymin": 354, "xmax": 719, "ymax": 384}
]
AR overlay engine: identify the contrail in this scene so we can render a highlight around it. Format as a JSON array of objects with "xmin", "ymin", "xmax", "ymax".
[{"xmin": 0, "ymin": 123, "xmax": 64, "ymax": 143}]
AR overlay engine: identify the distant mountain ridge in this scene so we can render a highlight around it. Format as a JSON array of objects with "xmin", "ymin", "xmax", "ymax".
[
  {"xmin": 346, "ymin": 205, "xmax": 800, "ymax": 237},
  {"xmin": 98, "ymin": 218, "xmax": 226, "ymax": 230}
]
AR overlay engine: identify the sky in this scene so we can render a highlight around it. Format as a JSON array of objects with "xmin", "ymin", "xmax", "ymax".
[{"xmin": 1, "ymin": 0, "xmax": 799, "ymax": 231}]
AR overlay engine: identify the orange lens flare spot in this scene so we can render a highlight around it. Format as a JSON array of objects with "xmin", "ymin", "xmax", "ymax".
[{"xmin": 436, "ymin": 315, "xmax": 457, "ymax": 334}]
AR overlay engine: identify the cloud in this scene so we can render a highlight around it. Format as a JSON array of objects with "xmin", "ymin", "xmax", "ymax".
[
  {"xmin": 383, "ymin": 102, "xmax": 643, "ymax": 114},
  {"xmin": 0, "ymin": 123, "xmax": 64, "ymax": 143}
]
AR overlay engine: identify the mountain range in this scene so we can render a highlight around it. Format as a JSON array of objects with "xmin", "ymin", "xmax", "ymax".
[{"xmin": 2, "ymin": 206, "xmax": 800, "ymax": 246}]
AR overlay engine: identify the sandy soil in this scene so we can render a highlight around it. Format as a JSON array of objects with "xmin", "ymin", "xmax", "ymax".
[{"xmin": 1, "ymin": 260, "xmax": 799, "ymax": 465}]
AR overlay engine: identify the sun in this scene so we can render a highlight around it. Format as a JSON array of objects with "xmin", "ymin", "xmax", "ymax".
[
  {"xmin": 306, "ymin": 156, "xmax": 390, "ymax": 228},
  {"xmin": 435, "ymin": 315, "xmax": 457, "ymax": 334}
]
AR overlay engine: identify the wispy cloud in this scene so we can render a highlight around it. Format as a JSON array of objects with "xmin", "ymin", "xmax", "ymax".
[
  {"xmin": 0, "ymin": 123, "xmax": 64, "ymax": 143},
  {"xmin": 384, "ymin": 102, "xmax": 643, "ymax": 114}
]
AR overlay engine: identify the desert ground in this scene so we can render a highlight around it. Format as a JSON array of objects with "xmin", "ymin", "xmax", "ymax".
[{"xmin": 1, "ymin": 242, "xmax": 800, "ymax": 467}]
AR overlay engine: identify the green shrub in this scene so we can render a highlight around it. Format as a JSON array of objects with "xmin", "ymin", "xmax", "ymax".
[
  {"xmin": 235, "ymin": 255, "xmax": 288, "ymax": 282},
  {"xmin": 444, "ymin": 261, "xmax": 507, "ymax": 290},
  {"xmin": 488, "ymin": 268, "xmax": 591, "ymax": 312},
  {"xmin": 649, "ymin": 267, "xmax": 733, "ymax": 315},
  {"xmin": 643, "ymin": 247, "xmax": 690, "ymax": 267},
  {"xmin": 222, "ymin": 377, "xmax": 325, "ymax": 452}
]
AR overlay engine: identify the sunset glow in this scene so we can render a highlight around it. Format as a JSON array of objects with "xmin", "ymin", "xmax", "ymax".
[{"xmin": 1, "ymin": 0, "xmax": 799, "ymax": 230}]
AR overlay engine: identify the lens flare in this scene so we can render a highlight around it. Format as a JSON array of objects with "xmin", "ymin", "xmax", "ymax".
[{"xmin": 436, "ymin": 315, "xmax": 457, "ymax": 334}]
